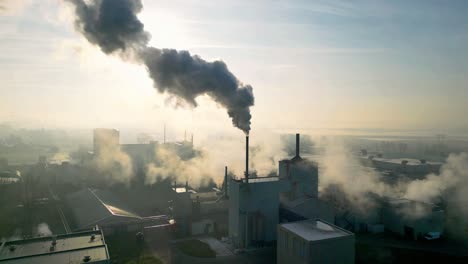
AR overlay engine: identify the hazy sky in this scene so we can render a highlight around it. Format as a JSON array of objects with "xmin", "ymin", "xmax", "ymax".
[{"xmin": 1, "ymin": 0, "xmax": 467, "ymax": 137}]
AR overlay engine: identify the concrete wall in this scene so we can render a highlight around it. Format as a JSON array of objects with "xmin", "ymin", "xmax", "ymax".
[
  {"xmin": 229, "ymin": 179, "xmax": 281, "ymax": 248},
  {"xmin": 277, "ymin": 225, "xmax": 355, "ymax": 264},
  {"xmin": 309, "ymin": 236, "xmax": 355, "ymax": 264},
  {"xmin": 277, "ymin": 226, "xmax": 309, "ymax": 264}
]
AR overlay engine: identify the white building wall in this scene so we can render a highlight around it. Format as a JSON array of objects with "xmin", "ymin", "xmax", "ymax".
[
  {"xmin": 277, "ymin": 225, "xmax": 355, "ymax": 264},
  {"xmin": 229, "ymin": 178, "xmax": 282, "ymax": 248}
]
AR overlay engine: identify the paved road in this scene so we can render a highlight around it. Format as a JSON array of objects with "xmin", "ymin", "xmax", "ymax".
[{"xmin": 48, "ymin": 186, "xmax": 71, "ymax": 234}]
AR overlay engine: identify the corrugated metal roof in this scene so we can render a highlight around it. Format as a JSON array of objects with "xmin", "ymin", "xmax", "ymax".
[{"xmin": 66, "ymin": 188, "xmax": 141, "ymax": 229}]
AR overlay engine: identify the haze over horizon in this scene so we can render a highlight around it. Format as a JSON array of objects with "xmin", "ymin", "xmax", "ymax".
[{"xmin": 1, "ymin": 0, "xmax": 468, "ymax": 135}]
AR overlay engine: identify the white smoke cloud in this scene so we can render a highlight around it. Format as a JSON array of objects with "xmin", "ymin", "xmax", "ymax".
[
  {"xmin": 93, "ymin": 136, "xmax": 133, "ymax": 183},
  {"xmin": 145, "ymin": 131, "xmax": 285, "ymax": 188},
  {"xmin": 36, "ymin": 223, "xmax": 52, "ymax": 237},
  {"xmin": 318, "ymin": 137, "xmax": 395, "ymax": 204},
  {"xmin": 317, "ymin": 137, "xmax": 468, "ymax": 235},
  {"xmin": 404, "ymin": 153, "xmax": 468, "ymax": 203}
]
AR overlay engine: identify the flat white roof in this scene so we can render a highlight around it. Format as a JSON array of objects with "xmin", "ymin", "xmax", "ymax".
[{"xmin": 280, "ymin": 219, "xmax": 352, "ymax": 241}]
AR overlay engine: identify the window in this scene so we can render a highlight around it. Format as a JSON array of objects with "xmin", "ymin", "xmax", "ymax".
[
  {"xmin": 300, "ymin": 241, "xmax": 305, "ymax": 258},
  {"xmin": 285, "ymin": 233, "xmax": 289, "ymax": 250}
]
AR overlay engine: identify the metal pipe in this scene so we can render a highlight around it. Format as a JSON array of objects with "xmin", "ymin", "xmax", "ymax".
[
  {"xmin": 224, "ymin": 166, "xmax": 228, "ymax": 197},
  {"xmin": 245, "ymin": 136, "xmax": 249, "ymax": 182},
  {"xmin": 295, "ymin": 133, "xmax": 300, "ymax": 158}
]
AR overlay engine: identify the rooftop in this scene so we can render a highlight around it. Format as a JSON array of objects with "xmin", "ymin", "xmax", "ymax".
[
  {"xmin": 280, "ymin": 219, "xmax": 353, "ymax": 242},
  {"xmin": 385, "ymin": 198, "xmax": 443, "ymax": 212},
  {"xmin": 233, "ymin": 176, "xmax": 279, "ymax": 184},
  {"xmin": 370, "ymin": 157, "xmax": 442, "ymax": 166},
  {"xmin": 66, "ymin": 188, "xmax": 141, "ymax": 229},
  {"xmin": 0, "ymin": 230, "xmax": 109, "ymax": 264}
]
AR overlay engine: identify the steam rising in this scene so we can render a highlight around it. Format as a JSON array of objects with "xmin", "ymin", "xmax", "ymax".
[
  {"xmin": 404, "ymin": 152, "xmax": 468, "ymax": 202},
  {"xmin": 318, "ymin": 137, "xmax": 395, "ymax": 211},
  {"xmin": 318, "ymin": 137, "xmax": 468, "ymax": 232},
  {"xmin": 65, "ymin": 0, "xmax": 254, "ymax": 133},
  {"xmin": 93, "ymin": 136, "xmax": 133, "ymax": 182},
  {"xmin": 145, "ymin": 133, "xmax": 284, "ymax": 187},
  {"xmin": 36, "ymin": 223, "xmax": 52, "ymax": 237}
]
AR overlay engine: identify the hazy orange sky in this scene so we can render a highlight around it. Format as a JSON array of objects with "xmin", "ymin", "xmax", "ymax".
[{"xmin": 1, "ymin": 0, "xmax": 467, "ymax": 136}]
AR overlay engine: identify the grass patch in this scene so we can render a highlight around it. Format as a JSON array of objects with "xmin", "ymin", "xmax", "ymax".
[
  {"xmin": 176, "ymin": 239, "xmax": 216, "ymax": 258},
  {"xmin": 124, "ymin": 254, "xmax": 163, "ymax": 264}
]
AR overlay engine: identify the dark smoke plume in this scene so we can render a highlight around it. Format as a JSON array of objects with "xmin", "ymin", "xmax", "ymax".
[{"xmin": 65, "ymin": 0, "xmax": 254, "ymax": 133}]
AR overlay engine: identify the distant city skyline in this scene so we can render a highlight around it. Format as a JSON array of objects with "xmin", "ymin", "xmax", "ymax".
[{"xmin": 1, "ymin": 0, "xmax": 467, "ymax": 134}]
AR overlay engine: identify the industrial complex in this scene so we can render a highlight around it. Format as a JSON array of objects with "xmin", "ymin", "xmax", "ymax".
[{"xmin": 0, "ymin": 128, "xmax": 467, "ymax": 264}]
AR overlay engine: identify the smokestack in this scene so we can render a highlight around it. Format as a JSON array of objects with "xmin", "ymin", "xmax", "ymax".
[
  {"xmin": 295, "ymin": 133, "xmax": 300, "ymax": 158},
  {"xmin": 224, "ymin": 166, "xmax": 228, "ymax": 198},
  {"xmin": 245, "ymin": 136, "xmax": 249, "ymax": 182},
  {"xmin": 65, "ymin": 0, "xmax": 254, "ymax": 134}
]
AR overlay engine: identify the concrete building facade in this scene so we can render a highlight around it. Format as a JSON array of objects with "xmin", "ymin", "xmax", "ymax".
[
  {"xmin": 277, "ymin": 219, "xmax": 355, "ymax": 264},
  {"xmin": 228, "ymin": 177, "xmax": 288, "ymax": 248}
]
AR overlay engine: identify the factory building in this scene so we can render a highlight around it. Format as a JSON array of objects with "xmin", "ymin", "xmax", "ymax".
[
  {"xmin": 66, "ymin": 188, "xmax": 172, "ymax": 235},
  {"xmin": 0, "ymin": 228, "xmax": 110, "ymax": 264},
  {"xmin": 362, "ymin": 156, "xmax": 442, "ymax": 175},
  {"xmin": 120, "ymin": 142, "xmax": 157, "ymax": 166},
  {"xmin": 0, "ymin": 170, "xmax": 20, "ymax": 185},
  {"xmin": 381, "ymin": 198, "xmax": 444, "ymax": 240},
  {"xmin": 277, "ymin": 133, "xmax": 334, "ymax": 223},
  {"xmin": 169, "ymin": 180, "xmax": 230, "ymax": 237},
  {"xmin": 228, "ymin": 136, "xmax": 287, "ymax": 248},
  {"xmin": 228, "ymin": 134, "xmax": 319, "ymax": 248},
  {"xmin": 277, "ymin": 219, "xmax": 355, "ymax": 264},
  {"xmin": 93, "ymin": 127, "xmax": 195, "ymax": 161},
  {"xmin": 279, "ymin": 134, "xmax": 318, "ymax": 201},
  {"xmin": 229, "ymin": 176, "xmax": 288, "ymax": 248}
]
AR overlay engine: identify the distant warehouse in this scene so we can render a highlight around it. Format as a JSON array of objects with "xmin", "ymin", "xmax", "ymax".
[
  {"xmin": 362, "ymin": 156, "xmax": 442, "ymax": 175},
  {"xmin": 0, "ymin": 229, "xmax": 109, "ymax": 264}
]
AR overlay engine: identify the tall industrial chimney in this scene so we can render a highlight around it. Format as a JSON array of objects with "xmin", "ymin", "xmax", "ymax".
[
  {"xmin": 295, "ymin": 133, "xmax": 301, "ymax": 158},
  {"xmin": 245, "ymin": 136, "xmax": 249, "ymax": 182},
  {"xmin": 224, "ymin": 166, "xmax": 228, "ymax": 198}
]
